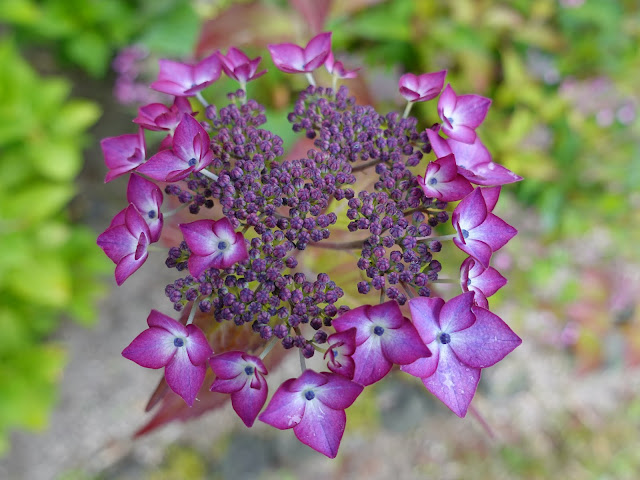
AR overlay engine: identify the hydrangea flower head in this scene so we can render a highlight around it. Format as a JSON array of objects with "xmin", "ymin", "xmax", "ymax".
[
  {"xmin": 259, "ymin": 370, "xmax": 363, "ymax": 458},
  {"xmin": 268, "ymin": 32, "xmax": 332, "ymax": 73},
  {"xmin": 122, "ymin": 310, "xmax": 213, "ymax": 406}
]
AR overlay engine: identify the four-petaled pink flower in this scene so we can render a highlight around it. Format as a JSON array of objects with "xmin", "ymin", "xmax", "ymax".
[
  {"xmin": 438, "ymin": 84, "xmax": 492, "ymax": 144},
  {"xmin": 259, "ymin": 369, "xmax": 363, "ymax": 458},
  {"xmin": 460, "ymin": 256, "xmax": 507, "ymax": 308},
  {"xmin": 324, "ymin": 52, "xmax": 359, "ymax": 79},
  {"xmin": 401, "ymin": 292, "xmax": 521, "ymax": 417},
  {"xmin": 217, "ymin": 47, "xmax": 267, "ymax": 87},
  {"xmin": 97, "ymin": 204, "xmax": 151, "ymax": 285},
  {"xmin": 399, "ymin": 70, "xmax": 447, "ymax": 103},
  {"xmin": 150, "ymin": 53, "xmax": 222, "ymax": 97},
  {"xmin": 133, "ymin": 96, "xmax": 194, "ymax": 132},
  {"xmin": 452, "ymin": 187, "xmax": 517, "ymax": 268},
  {"xmin": 179, "ymin": 217, "xmax": 249, "ymax": 278},
  {"xmin": 209, "ymin": 351, "xmax": 268, "ymax": 427},
  {"xmin": 417, "ymin": 153, "xmax": 473, "ymax": 202},
  {"xmin": 324, "ymin": 328, "xmax": 357, "ymax": 379},
  {"xmin": 268, "ymin": 32, "xmax": 332, "ymax": 74},
  {"xmin": 122, "ymin": 310, "xmax": 213, "ymax": 406},
  {"xmin": 136, "ymin": 114, "xmax": 213, "ymax": 182},
  {"xmin": 101, "ymin": 127, "xmax": 146, "ymax": 183},
  {"xmin": 332, "ymin": 301, "xmax": 431, "ymax": 386},
  {"xmin": 426, "ymin": 129, "xmax": 522, "ymax": 186}
]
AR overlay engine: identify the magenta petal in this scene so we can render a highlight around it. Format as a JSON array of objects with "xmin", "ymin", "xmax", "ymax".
[
  {"xmin": 472, "ymin": 266, "xmax": 507, "ymax": 298},
  {"xmin": 180, "ymin": 220, "xmax": 217, "ymax": 255},
  {"xmin": 147, "ymin": 309, "xmax": 186, "ymax": 337},
  {"xmin": 165, "ymin": 348, "xmax": 207, "ymax": 406},
  {"xmin": 367, "ymin": 301, "xmax": 404, "ymax": 329},
  {"xmin": 401, "ymin": 341, "xmax": 439, "ymax": 378},
  {"xmin": 210, "ymin": 376, "xmax": 246, "ymax": 394},
  {"xmin": 293, "ymin": 401, "xmax": 345, "ymax": 458},
  {"xmin": 327, "ymin": 328, "xmax": 357, "ymax": 356},
  {"xmin": 380, "ymin": 319, "xmax": 431, "ymax": 365},
  {"xmin": 122, "ymin": 327, "xmax": 176, "ymax": 368},
  {"xmin": 426, "ymin": 129, "xmax": 452, "ymax": 158},
  {"xmin": 314, "ymin": 373, "xmax": 363, "ymax": 410},
  {"xmin": 351, "ymin": 335, "xmax": 392, "ymax": 386},
  {"xmin": 173, "ymin": 114, "xmax": 203, "ymax": 160},
  {"xmin": 442, "ymin": 123, "xmax": 477, "ymax": 144},
  {"xmin": 332, "ymin": 305, "xmax": 372, "ymax": 344},
  {"xmin": 422, "ymin": 347, "xmax": 481, "ymax": 417},
  {"xmin": 408, "ymin": 297, "xmax": 445, "ymax": 344},
  {"xmin": 454, "ymin": 188, "xmax": 488, "ymax": 230},
  {"xmin": 451, "ymin": 307, "xmax": 522, "ymax": 368},
  {"xmin": 136, "ymin": 150, "xmax": 183, "ymax": 181},
  {"xmin": 452, "ymin": 94, "xmax": 491, "ymax": 129},
  {"xmin": 231, "ymin": 373, "xmax": 268, "ymax": 427},
  {"xmin": 438, "ymin": 84, "xmax": 457, "ymax": 117},
  {"xmin": 187, "ymin": 252, "xmax": 219, "ymax": 278},
  {"xmin": 209, "ymin": 351, "xmax": 246, "ymax": 379},
  {"xmin": 440, "ymin": 292, "xmax": 476, "ymax": 333},
  {"xmin": 97, "ymin": 224, "xmax": 135, "ymax": 264},
  {"xmin": 115, "ymin": 251, "xmax": 147, "ymax": 285},
  {"xmin": 303, "ymin": 32, "xmax": 331, "ymax": 69},
  {"xmin": 471, "ymin": 214, "xmax": 517, "ymax": 252},
  {"xmin": 259, "ymin": 378, "xmax": 306, "ymax": 429},
  {"xmin": 480, "ymin": 186, "xmax": 501, "ymax": 212},
  {"xmin": 268, "ymin": 43, "xmax": 305, "ymax": 73},
  {"xmin": 454, "ymin": 237, "xmax": 493, "ymax": 268},
  {"xmin": 185, "ymin": 324, "xmax": 213, "ymax": 365},
  {"xmin": 327, "ymin": 355, "xmax": 355, "ymax": 379}
]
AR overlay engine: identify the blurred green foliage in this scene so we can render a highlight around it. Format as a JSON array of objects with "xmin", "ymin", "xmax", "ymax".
[
  {"xmin": 0, "ymin": 0, "xmax": 200, "ymax": 76},
  {"xmin": 0, "ymin": 39, "xmax": 109, "ymax": 454}
]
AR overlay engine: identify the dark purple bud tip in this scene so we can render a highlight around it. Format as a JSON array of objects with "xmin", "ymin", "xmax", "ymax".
[
  {"xmin": 305, "ymin": 390, "xmax": 316, "ymax": 401},
  {"xmin": 439, "ymin": 333, "xmax": 451, "ymax": 344},
  {"xmin": 147, "ymin": 210, "xmax": 156, "ymax": 219},
  {"xmin": 174, "ymin": 337, "xmax": 185, "ymax": 347},
  {"xmin": 244, "ymin": 365, "xmax": 254, "ymax": 375},
  {"xmin": 373, "ymin": 326, "xmax": 385, "ymax": 336},
  {"xmin": 461, "ymin": 229, "xmax": 469, "ymax": 239},
  {"xmin": 188, "ymin": 157, "xmax": 197, "ymax": 166}
]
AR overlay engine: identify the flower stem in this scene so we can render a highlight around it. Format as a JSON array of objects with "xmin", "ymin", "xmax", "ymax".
[
  {"xmin": 305, "ymin": 72, "xmax": 316, "ymax": 87},
  {"xmin": 259, "ymin": 337, "xmax": 279, "ymax": 360},
  {"xmin": 469, "ymin": 404, "xmax": 496, "ymax": 440},
  {"xmin": 307, "ymin": 239, "xmax": 364, "ymax": 250},
  {"xmin": 299, "ymin": 349, "xmax": 307, "ymax": 372},
  {"xmin": 400, "ymin": 282, "xmax": 416, "ymax": 298},
  {"xmin": 402, "ymin": 101, "xmax": 414, "ymax": 119},
  {"xmin": 352, "ymin": 158, "xmax": 383, "ymax": 173},
  {"xmin": 163, "ymin": 203, "xmax": 189, "ymax": 218},
  {"xmin": 332, "ymin": 74, "xmax": 338, "ymax": 92},
  {"xmin": 417, "ymin": 234, "xmax": 457, "ymax": 242},
  {"xmin": 199, "ymin": 169, "xmax": 219, "ymax": 182},
  {"xmin": 431, "ymin": 279, "xmax": 457, "ymax": 284},
  {"xmin": 187, "ymin": 297, "xmax": 199, "ymax": 325},
  {"xmin": 195, "ymin": 91, "xmax": 209, "ymax": 108}
]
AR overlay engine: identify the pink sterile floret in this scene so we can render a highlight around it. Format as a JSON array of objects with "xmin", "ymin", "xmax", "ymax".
[
  {"xmin": 97, "ymin": 204, "xmax": 151, "ymax": 285},
  {"xmin": 150, "ymin": 53, "xmax": 222, "ymax": 97},
  {"xmin": 437, "ymin": 84, "xmax": 492, "ymax": 144},
  {"xmin": 179, "ymin": 217, "xmax": 249, "ymax": 278},
  {"xmin": 136, "ymin": 114, "xmax": 213, "ymax": 182},
  {"xmin": 122, "ymin": 310, "xmax": 213, "ymax": 406},
  {"xmin": 426, "ymin": 129, "xmax": 522, "ymax": 186},
  {"xmin": 324, "ymin": 52, "xmax": 359, "ymax": 79},
  {"xmin": 324, "ymin": 327, "xmax": 357, "ymax": 379},
  {"xmin": 332, "ymin": 301, "xmax": 431, "ymax": 386},
  {"xmin": 125, "ymin": 174, "xmax": 163, "ymax": 243},
  {"xmin": 133, "ymin": 96, "xmax": 194, "ymax": 132},
  {"xmin": 399, "ymin": 70, "xmax": 447, "ymax": 103},
  {"xmin": 401, "ymin": 292, "xmax": 521, "ymax": 417},
  {"xmin": 101, "ymin": 127, "xmax": 146, "ymax": 183},
  {"xmin": 452, "ymin": 187, "xmax": 517, "ymax": 268},
  {"xmin": 259, "ymin": 369, "xmax": 363, "ymax": 458},
  {"xmin": 217, "ymin": 47, "xmax": 267, "ymax": 86},
  {"xmin": 210, "ymin": 351, "xmax": 268, "ymax": 427},
  {"xmin": 417, "ymin": 153, "xmax": 473, "ymax": 202},
  {"xmin": 268, "ymin": 32, "xmax": 332, "ymax": 74},
  {"xmin": 460, "ymin": 256, "xmax": 507, "ymax": 309}
]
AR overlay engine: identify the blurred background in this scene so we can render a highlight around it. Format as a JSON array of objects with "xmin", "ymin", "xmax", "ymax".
[{"xmin": 0, "ymin": 0, "xmax": 639, "ymax": 479}]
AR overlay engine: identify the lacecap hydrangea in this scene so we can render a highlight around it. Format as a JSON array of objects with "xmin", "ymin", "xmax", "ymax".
[{"xmin": 98, "ymin": 32, "xmax": 523, "ymax": 458}]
